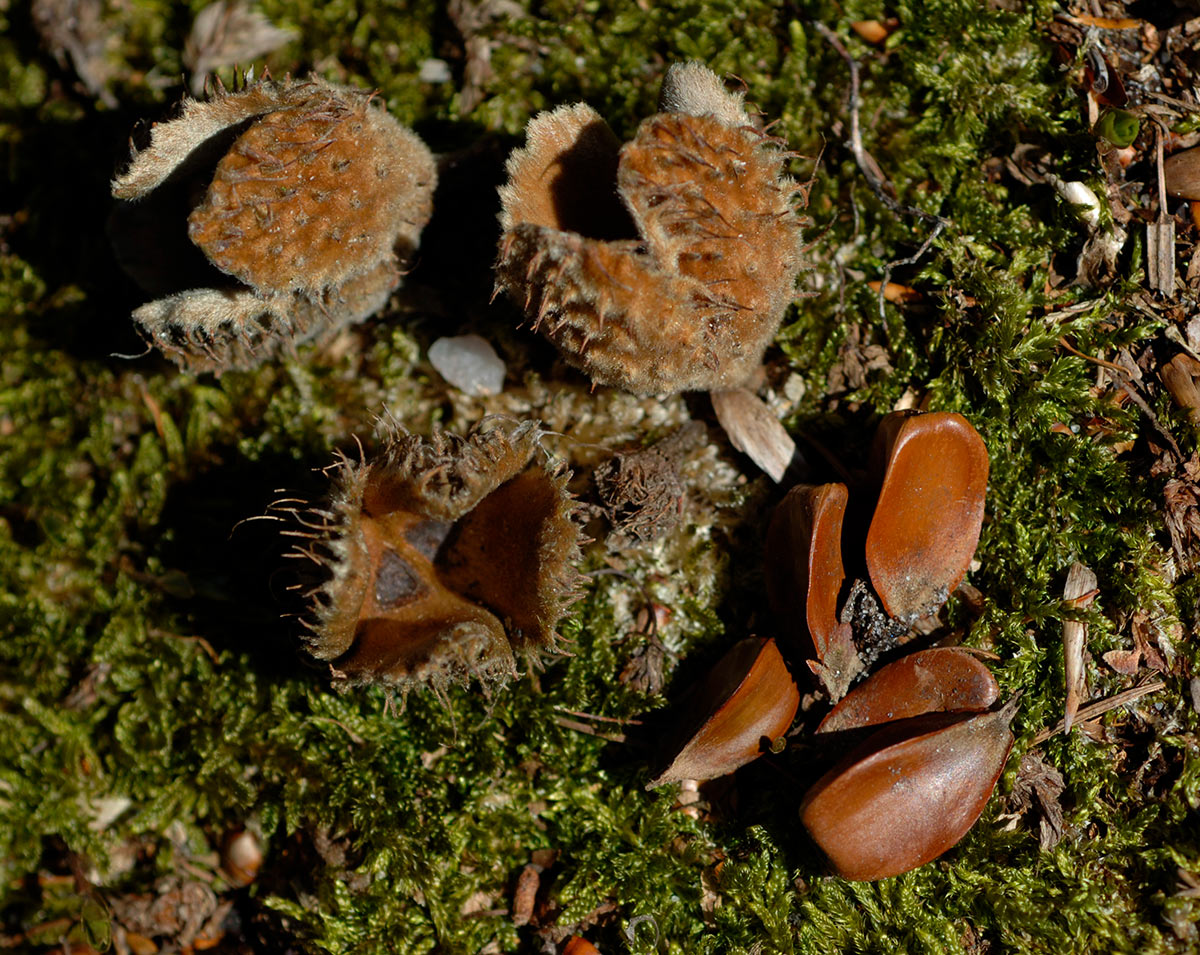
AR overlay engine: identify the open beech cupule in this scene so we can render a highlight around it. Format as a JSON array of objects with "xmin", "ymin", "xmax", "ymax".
[
  {"xmin": 495, "ymin": 61, "xmax": 807, "ymax": 396},
  {"xmin": 111, "ymin": 74, "xmax": 436, "ymax": 373},
  {"xmin": 283, "ymin": 420, "xmax": 583, "ymax": 693}
]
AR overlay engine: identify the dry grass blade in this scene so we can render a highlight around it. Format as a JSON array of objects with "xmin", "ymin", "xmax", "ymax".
[
  {"xmin": 1148, "ymin": 126, "xmax": 1175, "ymax": 296},
  {"xmin": 1062, "ymin": 561, "xmax": 1098, "ymax": 732},
  {"xmin": 1033, "ymin": 680, "xmax": 1166, "ymax": 745}
]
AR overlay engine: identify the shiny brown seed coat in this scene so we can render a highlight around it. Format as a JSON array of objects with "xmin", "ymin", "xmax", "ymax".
[
  {"xmin": 817, "ymin": 647, "xmax": 999, "ymax": 734},
  {"xmin": 648, "ymin": 636, "xmax": 799, "ymax": 788},
  {"xmin": 764, "ymin": 482, "xmax": 862, "ymax": 698},
  {"xmin": 865, "ymin": 411, "xmax": 989, "ymax": 624},
  {"xmin": 766, "ymin": 483, "xmax": 850, "ymax": 662},
  {"xmin": 800, "ymin": 699, "xmax": 1016, "ymax": 881},
  {"xmin": 1164, "ymin": 146, "xmax": 1200, "ymax": 200}
]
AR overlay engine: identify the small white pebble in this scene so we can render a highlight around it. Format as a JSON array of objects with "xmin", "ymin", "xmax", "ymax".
[
  {"xmin": 428, "ymin": 334, "xmax": 506, "ymax": 396},
  {"xmin": 418, "ymin": 58, "xmax": 452, "ymax": 83},
  {"xmin": 783, "ymin": 372, "xmax": 806, "ymax": 404}
]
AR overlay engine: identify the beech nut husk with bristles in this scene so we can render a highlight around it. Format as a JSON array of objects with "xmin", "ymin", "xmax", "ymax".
[
  {"xmin": 285, "ymin": 420, "xmax": 583, "ymax": 692},
  {"xmin": 111, "ymin": 73, "xmax": 436, "ymax": 373},
  {"xmin": 800, "ymin": 698, "xmax": 1017, "ymax": 881},
  {"xmin": 648, "ymin": 636, "xmax": 799, "ymax": 788},
  {"xmin": 495, "ymin": 61, "xmax": 807, "ymax": 395}
]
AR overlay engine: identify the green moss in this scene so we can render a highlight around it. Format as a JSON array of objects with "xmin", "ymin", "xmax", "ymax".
[{"xmin": 1, "ymin": 0, "xmax": 1197, "ymax": 952}]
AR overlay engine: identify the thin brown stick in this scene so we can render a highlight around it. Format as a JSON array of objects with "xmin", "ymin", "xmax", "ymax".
[
  {"xmin": 1033, "ymin": 679, "xmax": 1166, "ymax": 745},
  {"xmin": 552, "ymin": 715, "xmax": 627, "ymax": 744},
  {"xmin": 813, "ymin": 21, "xmax": 952, "ymax": 321},
  {"xmin": 1057, "ymin": 336, "xmax": 1126, "ymax": 373},
  {"xmin": 554, "ymin": 707, "xmax": 644, "ymax": 726}
]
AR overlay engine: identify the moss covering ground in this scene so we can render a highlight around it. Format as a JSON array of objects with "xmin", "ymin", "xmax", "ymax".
[{"xmin": 1, "ymin": 0, "xmax": 1198, "ymax": 952}]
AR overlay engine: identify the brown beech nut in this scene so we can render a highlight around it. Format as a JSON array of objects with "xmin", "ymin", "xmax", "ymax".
[
  {"xmin": 562, "ymin": 937, "xmax": 601, "ymax": 955},
  {"xmin": 1164, "ymin": 146, "xmax": 1200, "ymax": 200},
  {"xmin": 285, "ymin": 420, "xmax": 583, "ymax": 691},
  {"xmin": 865, "ymin": 411, "xmax": 989, "ymax": 624},
  {"xmin": 817, "ymin": 647, "xmax": 999, "ymax": 734},
  {"xmin": 764, "ymin": 483, "xmax": 862, "ymax": 698},
  {"xmin": 495, "ymin": 61, "xmax": 806, "ymax": 395},
  {"xmin": 648, "ymin": 636, "xmax": 800, "ymax": 788},
  {"xmin": 800, "ymin": 698, "xmax": 1017, "ymax": 881}
]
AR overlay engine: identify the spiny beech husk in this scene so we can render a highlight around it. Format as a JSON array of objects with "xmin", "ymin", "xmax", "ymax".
[
  {"xmin": 865, "ymin": 411, "xmax": 989, "ymax": 624},
  {"xmin": 817, "ymin": 647, "xmax": 998, "ymax": 734},
  {"xmin": 800, "ymin": 699, "xmax": 1017, "ymax": 881},
  {"xmin": 495, "ymin": 61, "xmax": 806, "ymax": 395},
  {"xmin": 764, "ymin": 483, "xmax": 862, "ymax": 699},
  {"xmin": 111, "ymin": 74, "xmax": 436, "ymax": 373},
  {"xmin": 287, "ymin": 421, "xmax": 583, "ymax": 691},
  {"xmin": 648, "ymin": 636, "xmax": 799, "ymax": 788}
]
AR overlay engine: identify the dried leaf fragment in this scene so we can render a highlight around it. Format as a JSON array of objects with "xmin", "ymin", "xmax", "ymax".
[
  {"xmin": 1003, "ymin": 752, "xmax": 1066, "ymax": 850},
  {"xmin": 184, "ymin": 2, "xmax": 296, "ymax": 97},
  {"xmin": 1147, "ymin": 215, "xmax": 1175, "ymax": 296},
  {"xmin": 710, "ymin": 388, "xmax": 796, "ymax": 482},
  {"xmin": 1061, "ymin": 561, "xmax": 1097, "ymax": 731},
  {"xmin": 32, "ymin": 0, "xmax": 118, "ymax": 106}
]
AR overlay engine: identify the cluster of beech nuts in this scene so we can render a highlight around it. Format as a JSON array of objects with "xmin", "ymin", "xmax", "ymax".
[
  {"xmin": 649, "ymin": 411, "xmax": 1013, "ymax": 880},
  {"xmin": 112, "ymin": 63, "xmax": 1015, "ymax": 891}
]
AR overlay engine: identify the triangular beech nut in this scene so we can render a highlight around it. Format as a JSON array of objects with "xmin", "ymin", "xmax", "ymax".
[
  {"xmin": 865, "ymin": 412, "xmax": 989, "ymax": 625},
  {"xmin": 817, "ymin": 647, "xmax": 999, "ymax": 734},
  {"xmin": 648, "ymin": 637, "xmax": 799, "ymax": 788},
  {"xmin": 765, "ymin": 483, "xmax": 862, "ymax": 698},
  {"xmin": 799, "ymin": 698, "xmax": 1018, "ymax": 881}
]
